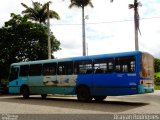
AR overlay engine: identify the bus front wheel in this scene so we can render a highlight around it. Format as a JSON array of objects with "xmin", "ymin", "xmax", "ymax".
[
  {"xmin": 21, "ymin": 86, "xmax": 30, "ymax": 99},
  {"xmin": 77, "ymin": 86, "xmax": 92, "ymax": 102}
]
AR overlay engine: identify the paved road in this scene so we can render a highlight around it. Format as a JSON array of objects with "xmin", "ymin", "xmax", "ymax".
[{"xmin": 0, "ymin": 90, "xmax": 160, "ymax": 120}]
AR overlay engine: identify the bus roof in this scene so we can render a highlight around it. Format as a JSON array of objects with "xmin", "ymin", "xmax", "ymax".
[{"xmin": 11, "ymin": 51, "xmax": 143, "ymax": 66}]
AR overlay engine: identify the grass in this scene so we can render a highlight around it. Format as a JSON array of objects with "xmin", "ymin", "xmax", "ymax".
[
  {"xmin": 0, "ymin": 79, "xmax": 8, "ymax": 84},
  {"xmin": 155, "ymin": 72, "xmax": 160, "ymax": 90},
  {"xmin": 155, "ymin": 72, "xmax": 160, "ymax": 77},
  {"xmin": 155, "ymin": 85, "xmax": 160, "ymax": 90}
]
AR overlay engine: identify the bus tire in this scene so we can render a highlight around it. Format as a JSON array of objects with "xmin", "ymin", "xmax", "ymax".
[
  {"xmin": 41, "ymin": 94, "xmax": 47, "ymax": 99},
  {"xmin": 21, "ymin": 86, "xmax": 30, "ymax": 99},
  {"xmin": 94, "ymin": 96, "xmax": 106, "ymax": 102},
  {"xmin": 77, "ymin": 86, "xmax": 92, "ymax": 102}
]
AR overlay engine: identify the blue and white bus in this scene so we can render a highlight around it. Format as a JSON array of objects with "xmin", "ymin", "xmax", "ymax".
[{"xmin": 8, "ymin": 51, "xmax": 154, "ymax": 102}]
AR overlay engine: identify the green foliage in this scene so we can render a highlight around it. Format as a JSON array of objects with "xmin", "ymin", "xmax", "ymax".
[
  {"xmin": 0, "ymin": 13, "xmax": 61, "ymax": 79},
  {"xmin": 21, "ymin": 1, "xmax": 60, "ymax": 24},
  {"xmin": 155, "ymin": 72, "xmax": 160, "ymax": 77},
  {"xmin": 0, "ymin": 79, "xmax": 8, "ymax": 84},
  {"xmin": 154, "ymin": 72, "xmax": 160, "ymax": 90},
  {"xmin": 155, "ymin": 85, "xmax": 160, "ymax": 90},
  {"xmin": 154, "ymin": 58, "xmax": 160, "ymax": 72},
  {"xmin": 154, "ymin": 75, "xmax": 160, "ymax": 86},
  {"xmin": 69, "ymin": 0, "xmax": 93, "ymax": 8}
]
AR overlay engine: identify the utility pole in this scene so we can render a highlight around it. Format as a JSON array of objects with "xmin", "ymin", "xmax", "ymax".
[{"xmin": 47, "ymin": 3, "xmax": 51, "ymax": 59}]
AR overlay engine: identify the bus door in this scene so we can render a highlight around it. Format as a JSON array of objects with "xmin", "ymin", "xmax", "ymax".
[
  {"xmin": 8, "ymin": 66, "xmax": 20, "ymax": 93},
  {"xmin": 19, "ymin": 65, "xmax": 30, "ymax": 86}
]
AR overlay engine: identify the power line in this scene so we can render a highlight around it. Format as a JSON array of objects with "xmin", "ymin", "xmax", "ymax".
[{"xmin": 51, "ymin": 16, "xmax": 160, "ymax": 26}]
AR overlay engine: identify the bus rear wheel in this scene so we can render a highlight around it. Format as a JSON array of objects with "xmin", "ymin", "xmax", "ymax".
[
  {"xmin": 41, "ymin": 94, "xmax": 47, "ymax": 99},
  {"xmin": 21, "ymin": 86, "xmax": 30, "ymax": 99},
  {"xmin": 94, "ymin": 96, "xmax": 106, "ymax": 102},
  {"xmin": 77, "ymin": 86, "xmax": 92, "ymax": 102}
]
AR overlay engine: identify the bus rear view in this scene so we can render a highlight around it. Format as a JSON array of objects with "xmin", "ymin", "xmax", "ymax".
[{"xmin": 139, "ymin": 52, "xmax": 154, "ymax": 94}]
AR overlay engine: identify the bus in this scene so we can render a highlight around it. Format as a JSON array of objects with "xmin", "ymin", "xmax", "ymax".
[{"xmin": 8, "ymin": 51, "xmax": 154, "ymax": 102}]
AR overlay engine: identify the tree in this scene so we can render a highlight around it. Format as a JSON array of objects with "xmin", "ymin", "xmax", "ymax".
[
  {"xmin": 69, "ymin": 0, "xmax": 93, "ymax": 56},
  {"xmin": 21, "ymin": 1, "xmax": 60, "ymax": 24},
  {"xmin": 0, "ymin": 13, "xmax": 61, "ymax": 79},
  {"xmin": 111, "ymin": 0, "xmax": 141, "ymax": 51},
  {"xmin": 21, "ymin": 1, "xmax": 60, "ymax": 59},
  {"xmin": 154, "ymin": 58, "xmax": 160, "ymax": 72},
  {"xmin": 129, "ymin": 0, "xmax": 142, "ymax": 51}
]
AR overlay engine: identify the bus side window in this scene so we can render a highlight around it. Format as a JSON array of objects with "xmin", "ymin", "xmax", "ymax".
[
  {"xmin": 115, "ymin": 56, "xmax": 135, "ymax": 73},
  {"xmin": 108, "ymin": 61, "xmax": 114, "ymax": 73},
  {"xmin": 9, "ymin": 67, "xmax": 19, "ymax": 81},
  {"xmin": 42, "ymin": 63, "xmax": 57, "ymax": 76},
  {"xmin": 74, "ymin": 62, "xmax": 79, "ymax": 74},
  {"xmin": 115, "ymin": 65, "xmax": 121, "ymax": 72},
  {"xmin": 94, "ymin": 58, "xmax": 114, "ymax": 74},
  {"xmin": 58, "ymin": 65, "xmax": 64, "ymax": 75},
  {"xmin": 130, "ymin": 61, "xmax": 135, "ymax": 72},
  {"xmin": 74, "ymin": 60, "xmax": 92, "ymax": 74},
  {"xmin": 20, "ymin": 65, "xmax": 29, "ymax": 76},
  {"xmin": 66, "ymin": 62, "xmax": 74, "ymax": 75},
  {"xmin": 29, "ymin": 64, "xmax": 42, "ymax": 76},
  {"xmin": 58, "ymin": 62, "xmax": 73, "ymax": 75},
  {"xmin": 94, "ymin": 60, "xmax": 106, "ymax": 74}
]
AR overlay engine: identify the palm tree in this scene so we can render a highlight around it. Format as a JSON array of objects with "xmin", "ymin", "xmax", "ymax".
[
  {"xmin": 129, "ymin": 0, "xmax": 142, "ymax": 51},
  {"xmin": 69, "ymin": 0, "xmax": 93, "ymax": 56},
  {"xmin": 110, "ymin": 0, "xmax": 141, "ymax": 51},
  {"xmin": 21, "ymin": 1, "xmax": 60, "ymax": 59},
  {"xmin": 21, "ymin": 1, "xmax": 60, "ymax": 24}
]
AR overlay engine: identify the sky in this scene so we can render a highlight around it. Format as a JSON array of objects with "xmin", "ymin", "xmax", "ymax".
[{"xmin": 0, "ymin": 0, "xmax": 160, "ymax": 58}]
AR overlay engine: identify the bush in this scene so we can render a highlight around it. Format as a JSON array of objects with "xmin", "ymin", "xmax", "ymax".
[
  {"xmin": 154, "ymin": 76, "xmax": 160, "ymax": 86},
  {"xmin": 0, "ymin": 84, "xmax": 8, "ymax": 94},
  {"xmin": 154, "ymin": 58, "xmax": 160, "ymax": 72}
]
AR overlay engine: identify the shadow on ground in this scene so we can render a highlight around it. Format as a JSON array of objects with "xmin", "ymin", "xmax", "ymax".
[{"xmin": 0, "ymin": 95, "xmax": 149, "ymax": 113}]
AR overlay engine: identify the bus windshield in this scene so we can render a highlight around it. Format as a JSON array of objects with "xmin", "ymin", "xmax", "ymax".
[{"xmin": 141, "ymin": 53, "xmax": 154, "ymax": 79}]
